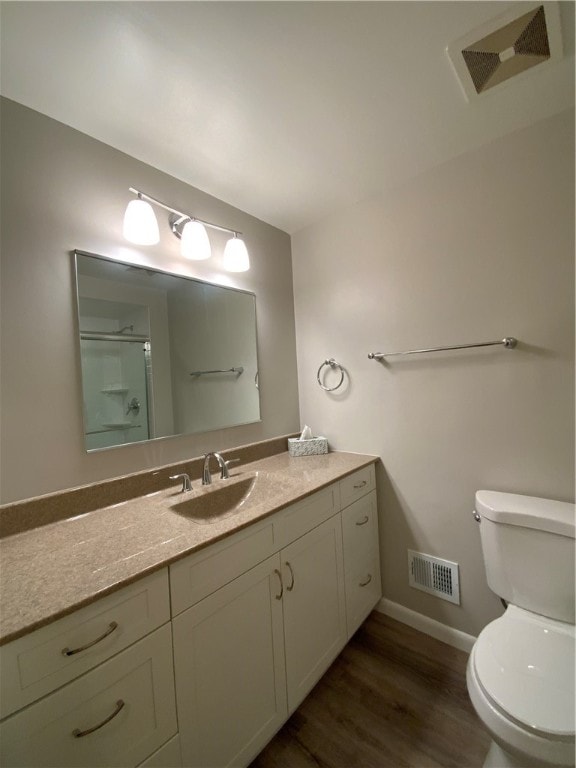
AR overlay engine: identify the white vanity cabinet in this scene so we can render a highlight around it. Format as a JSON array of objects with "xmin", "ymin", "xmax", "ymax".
[
  {"xmin": 170, "ymin": 480, "xmax": 359, "ymax": 768},
  {"xmin": 0, "ymin": 460, "xmax": 380, "ymax": 768},
  {"xmin": 0, "ymin": 570, "xmax": 179, "ymax": 768}
]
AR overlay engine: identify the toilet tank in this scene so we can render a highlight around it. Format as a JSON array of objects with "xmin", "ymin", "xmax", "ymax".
[{"xmin": 475, "ymin": 491, "xmax": 575, "ymax": 624}]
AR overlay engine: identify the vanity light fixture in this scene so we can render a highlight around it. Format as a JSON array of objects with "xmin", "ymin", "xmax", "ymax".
[
  {"xmin": 223, "ymin": 234, "xmax": 250, "ymax": 273},
  {"xmin": 171, "ymin": 216, "xmax": 211, "ymax": 261},
  {"xmin": 122, "ymin": 193, "xmax": 160, "ymax": 245},
  {"xmin": 123, "ymin": 188, "xmax": 250, "ymax": 271}
]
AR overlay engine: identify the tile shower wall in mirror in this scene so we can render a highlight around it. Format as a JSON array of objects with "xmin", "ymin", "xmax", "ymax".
[{"xmin": 75, "ymin": 251, "xmax": 261, "ymax": 451}]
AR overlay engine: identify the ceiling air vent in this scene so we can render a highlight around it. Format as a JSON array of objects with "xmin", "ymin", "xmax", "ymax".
[{"xmin": 446, "ymin": 2, "xmax": 563, "ymax": 101}]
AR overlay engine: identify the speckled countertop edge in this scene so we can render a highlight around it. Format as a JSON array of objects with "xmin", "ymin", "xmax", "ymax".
[{"xmin": 0, "ymin": 450, "xmax": 378, "ymax": 646}]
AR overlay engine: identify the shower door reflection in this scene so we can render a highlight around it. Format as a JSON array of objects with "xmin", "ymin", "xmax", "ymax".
[{"xmin": 80, "ymin": 333, "xmax": 152, "ymax": 451}]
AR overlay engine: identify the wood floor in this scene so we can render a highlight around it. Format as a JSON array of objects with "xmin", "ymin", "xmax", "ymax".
[{"xmin": 251, "ymin": 611, "xmax": 490, "ymax": 768}]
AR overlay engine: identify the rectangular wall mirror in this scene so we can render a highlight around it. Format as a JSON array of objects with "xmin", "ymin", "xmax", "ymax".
[{"xmin": 74, "ymin": 250, "xmax": 261, "ymax": 451}]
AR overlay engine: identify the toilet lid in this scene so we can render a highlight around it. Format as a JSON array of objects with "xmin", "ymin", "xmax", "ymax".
[{"xmin": 474, "ymin": 606, "xmax": 575, "ymax": 738}]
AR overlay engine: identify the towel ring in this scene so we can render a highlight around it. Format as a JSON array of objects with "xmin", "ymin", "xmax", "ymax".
[{"xmin": 317, "ymin": 358, "xmax": 345, "ymax": 391}]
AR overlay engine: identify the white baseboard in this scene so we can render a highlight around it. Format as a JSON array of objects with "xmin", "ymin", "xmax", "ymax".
[{"xmin": 376, "ymin": 598, "xmax": 476, "ymax": 653}]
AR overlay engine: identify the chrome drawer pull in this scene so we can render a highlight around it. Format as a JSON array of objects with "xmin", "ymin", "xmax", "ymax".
[
  {"xmin": 274, "ymin": 569, "xmax": 283, "ymax": 600},
  {"xmin": 72, "ymin": 699, "xmax": 125, "ymax": 738},
  {"xmin": 353, "ymin": 480, "xmax": 367, "ymax": 489},
  {"xmin": 356, "ymin": 515, "xmax": 370, "ymax": 526},
  {"xmin": 285, "ymin": 562, "xmax": 295, "ymax": 591},
  {"xmin": 62, "ymin": 621, "xmax": 118, "ymax": 656},
  {"xmin": 359, "ymin": 574, "xmax": 372, "ymax": 587}
]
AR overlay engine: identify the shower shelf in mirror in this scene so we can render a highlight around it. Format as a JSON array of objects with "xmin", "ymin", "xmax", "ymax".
[{"xmin": 101, "ymin": 386, "xmax": 129, "ymax": 394}]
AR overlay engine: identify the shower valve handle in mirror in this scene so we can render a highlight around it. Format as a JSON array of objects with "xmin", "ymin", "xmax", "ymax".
[{"xmin": 126, "ymin": 397, "xmax": 140, "ymax": 415}]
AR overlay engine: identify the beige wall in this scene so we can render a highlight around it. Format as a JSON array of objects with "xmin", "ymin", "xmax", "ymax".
[
  {"xmin": 292, "ymin": 109, "xmax": 575, "ymax": 636},
  {"xmin": 0, "ymin": 98, "xmax": 300, "ymax": 504}
]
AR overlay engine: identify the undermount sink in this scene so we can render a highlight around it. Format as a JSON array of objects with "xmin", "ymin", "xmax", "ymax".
[{"xmin": 170, "ymin": 474, "xmax": 258, "ymax": 524}]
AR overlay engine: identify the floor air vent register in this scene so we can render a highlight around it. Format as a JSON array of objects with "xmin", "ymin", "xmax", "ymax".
[
  {"xmin": 408, "ymin": 550, "xmax": 460, "ymax": 605},
  {"xmin": 446, "ymin": 2, "xmax": 563, "ymax": 101}
]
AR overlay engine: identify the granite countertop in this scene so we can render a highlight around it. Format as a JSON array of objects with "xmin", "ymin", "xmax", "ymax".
[{"xmin": 0, "ymin": 450, "xmax": 377, "ymax": 646}]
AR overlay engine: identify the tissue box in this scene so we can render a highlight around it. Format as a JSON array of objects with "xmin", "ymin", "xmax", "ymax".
[{"xmin": 288, "ymin": 436, "xmax": 328, "ymax": 457}]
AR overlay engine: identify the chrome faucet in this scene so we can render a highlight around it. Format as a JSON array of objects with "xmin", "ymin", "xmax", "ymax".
[
  {"xmin": 169, "ymin": 473, "xmax": 193, "ymax": 492},
  {"xmin": 202, "ymin": 453, "xmax": 240, "ymax": 485}
]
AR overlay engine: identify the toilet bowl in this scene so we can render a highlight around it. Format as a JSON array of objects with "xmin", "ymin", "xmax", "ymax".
[
  {"xmin": 468, "ymin": 491, "xmax": 575, "ymax": 768},
  {"xmin": 467, "ymin": 605, "xmax": 575, "ymax": 767}
]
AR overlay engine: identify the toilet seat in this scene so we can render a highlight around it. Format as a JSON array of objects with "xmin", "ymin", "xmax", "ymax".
[
  {"xmin": 474, "ymin": 605, "xmax": 574, "ymax": 739},
  {"xmin": 468, "ymin": 606, "xmax": 575, "ymax": 766}
]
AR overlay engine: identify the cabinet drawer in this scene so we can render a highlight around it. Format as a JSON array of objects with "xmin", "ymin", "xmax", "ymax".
[
  {"xmin": 0, "ymin": 623, "xmax": 177, "ymax": 768},
  {"xmin": 0, "ymin": 569, "xmax": 170, "ymax": 719},
  {"xmin": 170, "ymin": 520, "xmax": 274, "ymax": 616},
  {"xmin": 339, "ymin": 464, "xmax": 375, "ymax": 510},
  {"xmin": 343, "ymin": 553, "xmax": 382, "ymax": 638},
  {"xmin": 341, "ymin": 492, "xmax": 381, "ymax": 637},
  {"xmin": 273, "ymin": 485, "xmax": 340, "ymax": 551},
  {"xmin": 341, "ymin": 491, "xmax": 379, "ymax": 560}
]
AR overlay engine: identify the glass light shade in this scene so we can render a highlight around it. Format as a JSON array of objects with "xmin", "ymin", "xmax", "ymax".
[
  {"xmin": 180, "ymin": 220, "xmax": 211, "ymax": 260},
  {"xmin": 123, "ymin": 199, "xmax": 160, "ymax": 245},
  {"xmin": 223, "ymin": 236, "xmax": 250, "ymax": 272}
]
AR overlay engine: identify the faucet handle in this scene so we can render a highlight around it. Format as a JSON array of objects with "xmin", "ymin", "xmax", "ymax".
[
  {"xmin": 222, "ymin": 457, "xmax": 240, "ymax": 479},
  {"xmin": 170, "ymin": 473, "xmax": 193, "ymax": 492}
]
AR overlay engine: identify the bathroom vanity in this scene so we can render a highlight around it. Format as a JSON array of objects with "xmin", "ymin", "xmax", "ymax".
[{"xmin": 0, "ymin": 450, "xmax": 380, "ymax": 767}]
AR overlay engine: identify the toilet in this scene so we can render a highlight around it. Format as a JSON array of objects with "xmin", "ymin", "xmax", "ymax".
[{"xmin": 467, "ymin": 490, "xmax": 575, "ymax": 768}]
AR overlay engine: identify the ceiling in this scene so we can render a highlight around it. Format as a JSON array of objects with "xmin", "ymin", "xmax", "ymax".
[{"xmin": 1, "ymin": 1, "xmax": 574, "ymax": 234}]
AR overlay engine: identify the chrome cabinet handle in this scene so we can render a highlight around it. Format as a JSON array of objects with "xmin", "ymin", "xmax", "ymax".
[
  {"xmin": 72, "ymin": 699, "xmax": 125, "ymax": 738},
  {"xmin": 62, "ymin": 621, "xmax": 118, "ymax": 657},
  {"xmin": 274, "ymin": 569, "xmax": 283, "ymax": 600},
  {"xmin": 359, "ymin": 574, "xmax": 373, "ymax": 587},
  {"xmin": 356, "ymin": 515, "xmax": 370, "ymax": 526},
  {"xmin": 285, "ymin": 562, "xmax": 295, "ymax": 591},
  {"xmin": 353, "ymin": 480, "xmax": 367, "ymax": 489}
]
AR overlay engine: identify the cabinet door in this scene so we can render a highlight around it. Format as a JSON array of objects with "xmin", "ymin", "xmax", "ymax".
[
  {"xmin": 341, "ymin": 491, "xmax": 382, "ymax": 638},
  {"xmin": 281, "ymin": 515, "xmax": 347, "ymax": 713},
  {"xmin": 173, "ymin": 555, "xmax": 287, "ymax": 768}
]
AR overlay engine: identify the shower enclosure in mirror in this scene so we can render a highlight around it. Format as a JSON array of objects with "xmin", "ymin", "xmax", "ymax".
[{"xmin": 74, "ymin": 250, "xmax": 260, "ymax": 451}]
